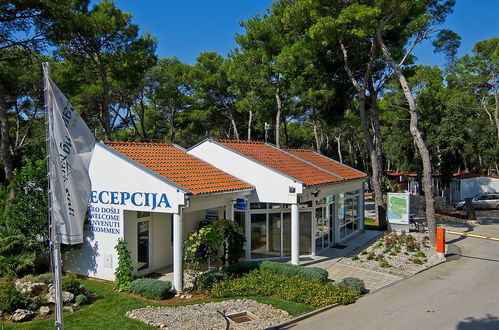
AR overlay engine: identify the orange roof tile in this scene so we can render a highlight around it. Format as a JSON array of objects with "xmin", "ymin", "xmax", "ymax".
[
  {"xmin": 285, "ymin": 149, "xmax": 366, "ymax": 180},
  {"xmin": 216, "ymin": 140, "xmax": 342, "ymax": 186},
  {"xmin": 104, "ymin": 141, "xmax": 252, "ymax": 195}
]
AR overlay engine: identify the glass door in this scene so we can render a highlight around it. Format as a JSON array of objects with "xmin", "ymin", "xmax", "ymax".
[
  {"xmin": 137, "ymin": 220, "xmax": 150, "ymax": 272},
  {"xmin": 329, "ymin": 202, "xmax": 336, "ymax": 245}
]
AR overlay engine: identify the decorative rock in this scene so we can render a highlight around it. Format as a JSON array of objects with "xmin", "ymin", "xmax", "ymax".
[
  {"xmin": 63, "ymin": 306, "xmax": 74, "ymax": 313},
  {"xmin": 15, "ymin": 281, "xmax": 48, "ymax": 295},
  {"xmin": 45, "ymin": 287, "xmax": 74, "ymax": 304},
  {"xmin": 38, "ymin": 306, "xmax": 51, "ymax": 316},
  {"xmin": 9, "ymin": 309, "xmax": 35, "ymax": 322}
]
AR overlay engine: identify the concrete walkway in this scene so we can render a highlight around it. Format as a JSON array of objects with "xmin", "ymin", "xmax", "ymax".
[{"xmin": 299, "ymin": 230, "xmax": 402, "ymax": 291}]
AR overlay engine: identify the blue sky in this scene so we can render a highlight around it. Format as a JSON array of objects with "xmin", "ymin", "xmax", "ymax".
[{"xmin": 112, "ymin": 0, "xmax": 498, "ymax": 66}]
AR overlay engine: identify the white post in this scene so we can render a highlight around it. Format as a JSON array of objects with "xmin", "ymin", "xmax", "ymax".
[
  {"xmin": 173, "ymin": 211, "xmax": 183, "ymax": 293},
  {"xmin": 225, "ymin": 200, "xmax": 234, "ymax": 221},
  {"xmin": 291, "ymin": 203, "xmax": 300, "ymax": 265}
]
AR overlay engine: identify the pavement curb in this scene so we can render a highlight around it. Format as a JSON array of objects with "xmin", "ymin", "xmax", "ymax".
[{"xmin": 264, "ymin": 303, "xmax": 340, "ymax": 330}]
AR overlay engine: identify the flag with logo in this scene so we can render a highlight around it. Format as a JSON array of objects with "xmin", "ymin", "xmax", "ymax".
[{"xmin": 43, "ymin": 64, "xmax": 95, "ymax": 245}]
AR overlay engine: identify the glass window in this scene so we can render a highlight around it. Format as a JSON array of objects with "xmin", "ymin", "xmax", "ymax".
[
  {"xmin": 299, "ymin": 211, "xmax": 312, "ymax": 255},
  {"xmin": 250, "ymin": 214, "xmax": 267, "ymax": 258},
  {"xmin": 300, "ymin": 201, "xmax": 313, "ymax": 208},
  {"xmin": 137, "ymin": 211, "xmax": 150, "ymax": 219},
  {"xmin": 250, "ymin": 202, "xmax": 268, "ymax": 209}
]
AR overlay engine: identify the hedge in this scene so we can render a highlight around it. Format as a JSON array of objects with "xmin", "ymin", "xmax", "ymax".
[
  {"xmin": 130, "ymin": 278, "xmax": 172, "ymax": 300},
  {"xmin": 223, "ymin": 261, "xmax": 261, "ymax": 277},
  {"xmin": 260, "ymin": 261, "xmax": 329, "ymax": 283},
  {"xmin": 196, "ymin": 269, "xmax": 225, "ymax": 293},
  {"xmin": 208, "ymin": 270, "xmax": 359, "ymax": 308}
]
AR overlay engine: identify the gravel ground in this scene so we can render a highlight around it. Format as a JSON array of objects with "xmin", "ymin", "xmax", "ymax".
[
  {"xmin": 126, "ymin": 299, "xmax": 291, "ymax": 329},
  {"xmin": 340, "ymin": 232, "xmax": 445, "ymax": 277}
]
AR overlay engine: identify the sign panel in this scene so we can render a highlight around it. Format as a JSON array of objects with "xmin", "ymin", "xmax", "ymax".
[
  {"xmin": 235, "ymin": 198, "xmax": 248, "ymax": 210},
  {"xmin": 387, "ymin": 193, "xmax": 410, "ymax": 224}
]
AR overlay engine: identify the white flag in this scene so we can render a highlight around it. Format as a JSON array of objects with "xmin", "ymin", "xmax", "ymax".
[{"xmin": 44, "ymin": 64, "xmax": 95, "ymax": 245}]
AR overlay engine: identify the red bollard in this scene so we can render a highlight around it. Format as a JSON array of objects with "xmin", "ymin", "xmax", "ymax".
[{"xmin": 436, "ymin": 227, "xmax": 445, "ymax": 259}]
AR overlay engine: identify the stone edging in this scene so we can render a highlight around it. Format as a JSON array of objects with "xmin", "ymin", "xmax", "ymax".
[{"xmin": 436, "ymin": 214, "xmax": 481, "ymax": 226}]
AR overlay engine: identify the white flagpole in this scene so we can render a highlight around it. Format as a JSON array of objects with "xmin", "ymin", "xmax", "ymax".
[{"xmin": 43, "ymin": 62, "xmax": 64, "ymax": 330}]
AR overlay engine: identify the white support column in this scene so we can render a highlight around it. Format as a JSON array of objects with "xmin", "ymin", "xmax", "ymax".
[
  {"xmin": 245, "ymin": 210, "xmax": 251, "ymax": 260},
  {"xmin": 291, "ymin": 203, "xmax": 300, "ymax": 265},
  {"xmin": 226, "ymin": 200, "xmax": 234, "ymax": 221},
  {"xmin": 173, "ymin": 211, "xmax": 183, "ymax": 293}
]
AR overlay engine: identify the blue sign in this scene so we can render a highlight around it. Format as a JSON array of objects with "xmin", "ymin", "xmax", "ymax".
[{"xmin": 235, "ymin": 198, "xmax": 248, "ymax": 210}]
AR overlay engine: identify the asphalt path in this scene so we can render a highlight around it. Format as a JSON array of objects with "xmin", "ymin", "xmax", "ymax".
[{"xmin": 286, "ymin": 221, "xmax": 499, "ymax": 330}]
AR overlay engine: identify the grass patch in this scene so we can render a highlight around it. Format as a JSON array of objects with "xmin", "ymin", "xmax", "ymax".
[
  {"xmin": 364, "ymin": 217, "xmax": 386, "ymax": 231},
  {"xmin": 3, "ymin": 279, "xmax": 313, "ymax": 329}
]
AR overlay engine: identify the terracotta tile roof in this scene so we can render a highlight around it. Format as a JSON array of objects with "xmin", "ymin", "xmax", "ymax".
[
  {"xmin": 216, "ymin": 140, "xmax": 342, "ymax": 186},
  {"xmin": 284, "ymin": 148, "xmax": 366, "ymax": 180},
  {"xmin": 104, "ymin": 141, "xmax": 252, "ymax": 195}
]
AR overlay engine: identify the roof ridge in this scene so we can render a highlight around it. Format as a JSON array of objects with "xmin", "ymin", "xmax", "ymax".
[
  {"xmin": 216, "ymin": 139, "xmax": 265, "ymax": 144},
  {"xmin": 104, "ymin": 141, "xmax": 174, "ymax": 147}
]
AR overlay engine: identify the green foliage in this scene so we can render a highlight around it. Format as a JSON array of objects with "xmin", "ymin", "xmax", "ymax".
[
  {"xmin": 415, "ymin": 251, "xmax": 426, "ymax": 258},
  {"xmin": 62, "ymin": 273, "xmax": 83, "ymax": 295},
  {"xmin": 338, "ymin": 277, "xmax": 365, "ymax": 294},
  {"xmin": 379, "ymin": 260, "xmax": 391, "ymax": 268},
  {"xmin": 75, "ymin": 294, "xmax": 88, "ymax": 306},
  {"xmin": 260, "ymin": 261, "xmax": 329, "ymax": 283},
  {"xmin": 196, "ymin": 270, "xmax": 225, "ymax": 293},
  {"xmin": 208, "ymin": 270, "xmax": 359, "ymax": 308},
  {"xmin": 351, "ymin": 255, "xmax": 360, "ymax": 261},
  {"xmin": 223, "ymin": 261, "xmax": 261, "ymax": 277},
  {"xmin": 114, "ymin": 239, "xmax": 135, "ymax": 292},
  {"xmin": 0, "ymin": 226, "xmax": 37, "ymax": 276},
  {"xmin": 0, "ymin": 276, "xmax": 27, "ymax": 313},
  {"xmin": 130, "ymin": 278, "xmax": 172, "ymax": 300},
  {"xmin": 184, "ymin": 219, "xmax": 245, "ymax": 277},
  {"xmin": 412, "ymin": 258, "xmax": 424, "ymax": 265}
]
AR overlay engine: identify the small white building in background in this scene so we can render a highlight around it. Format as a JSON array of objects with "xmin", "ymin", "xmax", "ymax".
[
  {"xmin": 64, "ymin": 139, "xmax": 367, "ymax": 291},
  {"xmin": 449, "ymin": 174, "xmax": 499, "ymax": 203}
]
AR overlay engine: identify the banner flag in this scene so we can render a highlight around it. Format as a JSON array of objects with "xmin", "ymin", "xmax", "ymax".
[{"xmin": 44, "ymin": 65, "xmax": 95, "ymax": 245}]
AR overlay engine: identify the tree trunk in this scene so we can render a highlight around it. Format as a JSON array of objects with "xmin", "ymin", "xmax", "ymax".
[
  {"xmin": 313, "ymin": 121, "xmax": 321, "ymax": 154},
  {"xmin": 334, "ymin": 133, "xmax": 342, "ymax": 163},
  {"xmin": 493, "ymin": 82, "xmax": 499, "ymax": 143},
  {"xmin": 340, "ymin": 41, "xmax": 386, "ymax": 227},
  {"xmin": 275, "ymin": 74, "xmax": 282, "ymax": 148},
  {"xmin": 376, "ymin": 29, "xmax": 436, "ymax": 244},
  {"xmin": 170, "ymin": 107, "xmax": 175, "ymax": 143},
  {"xmin": 247, "ymin": 110, "xmax": 252, "ymax": 140},
  {"xmin": 0, "ymin": 82, "xmax": 14, "ymax": 186},
  {"xmin": 96, "ymin": 63, "xmax": 112, "ymax": 140},
  {"xmin": 226, "ymin": 104, "xmax": 239, "ymax": 140}
]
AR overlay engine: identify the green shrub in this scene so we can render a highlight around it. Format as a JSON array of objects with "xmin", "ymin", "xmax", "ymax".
[
  {"xmin": 114, "ymin": 239, "xmax": 135, "ymax": 292},
  {"xmin": 75, "ymin": 294, "xmax": 88, "ymax": 306},
  {"xmin": 379, "ymin": 260, "xmax": 390, "ymax": 268},
  {"xmin": 339, "ymin": 277, "xmax": 365, "ymax": 294},
  {"xmin": 351, "ymin": 255, "xmax": 359, "ymax": 261},
  {"xmin": 196, "ymin": 270, "xmax": 225, "ymax": 293},
  {"xmin": 412, "ymin": 258, "xmax": 423, "ymax": 265},
  {"xmin": 360, "ymin": 250, "xmax": 368, "ymax": 255},
  {"xmin": 414, "ymin": 251, "xmax": 426, "ymax": 258},
  {"xmin": 208, "ymin": 270, "xmax": 359, "ymax": 308},
  {"xmin": 260, "ymin": 261, "xmax": 328, "ymax": 283},
  {"xmin": 223, "ymin": 261, "xmax": 261, "ymax": 277},
  {"xmin": 131, "ymin": 278, "xmax": 172, "ymax": 300},
  {"xmin": 366, "ymin": 252, "xmax": 375, "ymax": 260},
  {"xmin": 62, "ymin": 273, "xmax": 83, "ymax": 295},
  {"xmin": 0, "ymin": 277, "xmax": 27, "ymax": 313},
  {"xmin": 32, "ymin": 273, "xmax": 53, "ymax": 284}
]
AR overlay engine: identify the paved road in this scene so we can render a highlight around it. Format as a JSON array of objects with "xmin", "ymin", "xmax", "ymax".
[{"xmin": 286, "ymin": 222, "xmax": 499, "ymax": 330}]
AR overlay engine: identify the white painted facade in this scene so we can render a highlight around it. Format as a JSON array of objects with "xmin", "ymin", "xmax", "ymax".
[
  {"xmin": 188, "ymin": 139, "xmax": 366, "ymax": 262},
  {"xmin": 64, "ymin": 143, "xmax": 251, "ymax": 290}
]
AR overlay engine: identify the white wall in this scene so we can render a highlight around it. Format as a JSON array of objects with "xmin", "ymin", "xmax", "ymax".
[
  {"xmin": 63, "ymin": 143, "xmax": 185, "ymax": 281},
  {"xmin": 189, "ymin": 140, "xmax": 302, "ymax": 204},
  {"xmin": 461, "ymin": 177, "xmax": 499, "ymax": 200}
]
